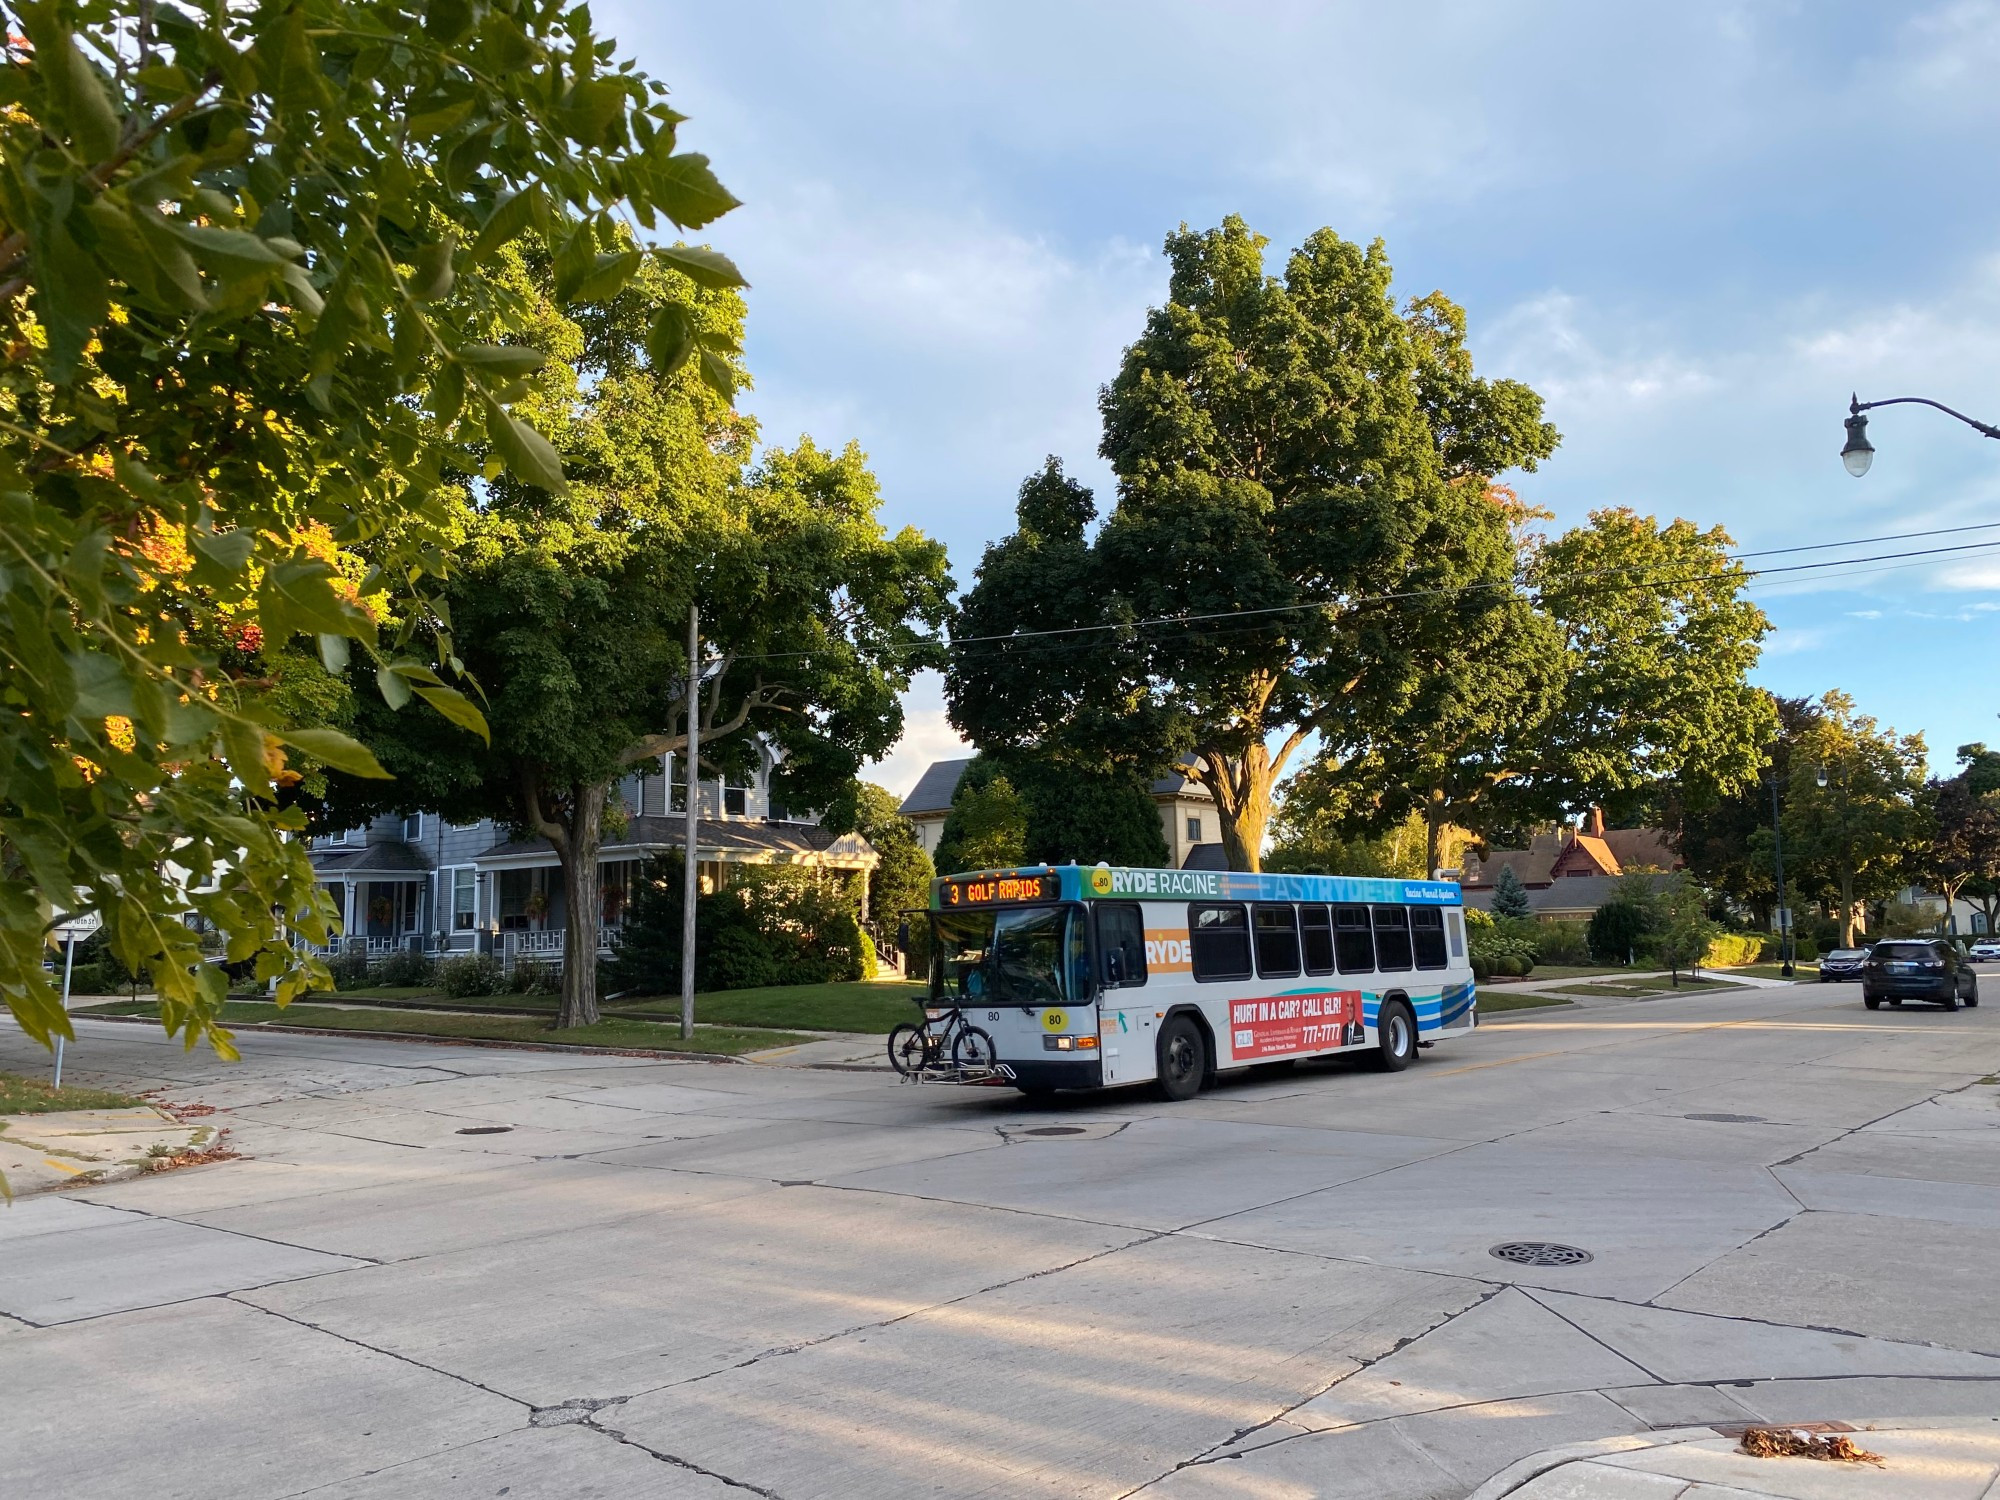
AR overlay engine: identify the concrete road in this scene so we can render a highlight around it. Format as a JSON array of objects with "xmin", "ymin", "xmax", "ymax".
[{"xmin": 4, "ymin": 981, "xmax": 2000, "ymax": 1499}]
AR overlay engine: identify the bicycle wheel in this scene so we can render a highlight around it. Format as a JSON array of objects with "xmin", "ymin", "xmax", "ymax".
[
  {"xmin": 952, "ymin": 1025, "xmax": 996, "ymax": 1070},
  {"xmin": 888, "ymin": 1023, "xmax": 933, "ymax": 1077}
]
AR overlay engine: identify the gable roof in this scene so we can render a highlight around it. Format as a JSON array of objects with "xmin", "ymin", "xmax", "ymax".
[
  {"xmin": 1551, "ymin": 833, "xmax": 1621, "ymax": 878},
  {"xmin": 1603, "ymin": 827, "xmax": 1679, "ymax": 871},
  {"xmin": 1464, "ymin": 870, "xmax": 1677, "ymax": 916},
  {"xmin": 900, "ymin": 757, "xmax": 975, "ymax": 817}
]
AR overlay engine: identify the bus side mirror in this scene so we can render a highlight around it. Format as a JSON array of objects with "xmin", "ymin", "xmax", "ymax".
[
  {"xmin": 897, "ymin": 920, "xmax": 910, "ymax": 953},
  {"xmin": 1106, "ymin": 950, "xmax": 1124, "ymax": 985}
]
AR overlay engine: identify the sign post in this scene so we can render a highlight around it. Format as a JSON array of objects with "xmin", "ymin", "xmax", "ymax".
[{"xmin": 49, "ymin": 912, "xmax": 100, "ymax": 1089}]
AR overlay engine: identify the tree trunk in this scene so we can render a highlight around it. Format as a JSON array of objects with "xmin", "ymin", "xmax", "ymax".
[
  {"xmin": 553, "ymin": 781, "xmax": 607, "ymax": 1029},
  {"xmin": 1208, "ymin": 741, "xmax": 1276, "ymax": 873},
  {"xmin": 1838, "ymin": 861, "xmax": 1857, "ymax": 949}
]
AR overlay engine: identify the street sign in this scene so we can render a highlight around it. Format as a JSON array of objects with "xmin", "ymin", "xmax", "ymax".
[
  {"xmin": 52, "ymin": 911, "xmax": 101, "ymax": 941},
  {"xmin": 1775, "ymin": 907, "xmax": 1793, "ymax": 932}
]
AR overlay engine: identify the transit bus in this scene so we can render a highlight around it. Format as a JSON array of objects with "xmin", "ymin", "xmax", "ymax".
[{"xmin": 922, "ymin": 863, "xmax": 1476, "ymax": 1100}]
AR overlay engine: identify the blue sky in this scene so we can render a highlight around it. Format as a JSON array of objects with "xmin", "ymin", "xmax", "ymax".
[{"xmin": 606, "ymin": 1, "xmax": 2000, "ymax": 798}]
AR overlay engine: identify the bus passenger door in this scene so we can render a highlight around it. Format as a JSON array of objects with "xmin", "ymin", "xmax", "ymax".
[{"xmin": 1095, "ymin": 902, "xmax": 1156, "ymax": 1085}]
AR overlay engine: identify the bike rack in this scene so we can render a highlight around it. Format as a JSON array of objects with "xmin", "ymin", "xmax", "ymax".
[{"xmin": 902, "ymin": 1061, "xmax": 1013, "ymax": 1087}]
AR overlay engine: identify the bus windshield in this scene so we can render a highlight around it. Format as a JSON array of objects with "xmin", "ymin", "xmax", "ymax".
[{"xmin": 932, "ymin": 904, "xmax": 1086, "ymax": 1007}]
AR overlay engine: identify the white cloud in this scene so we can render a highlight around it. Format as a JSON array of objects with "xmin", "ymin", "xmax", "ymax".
[
  {"xmin": 862, "ymin": 671, "xmax": 969, "ymax": 804},
  {"xmin": 1761, "ymin": 626, "xmax": 1830, "ymax": 657}
]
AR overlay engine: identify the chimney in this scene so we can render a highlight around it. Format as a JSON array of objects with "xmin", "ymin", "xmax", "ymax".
[{"xmin": 1587, "ymin": 806, "xmax": 1605, "ymax": 838}]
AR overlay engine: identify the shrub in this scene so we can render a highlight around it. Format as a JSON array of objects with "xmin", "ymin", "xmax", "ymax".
[
  {"xmin": 1792, "ymin": 937, "xmax": 1818, "ymax": 961},
  {"xmin": 510, "ymin": 958, "xmax": 558, "ymax": 995},
  {"xmin": 438, "ymin": 953, "xmax": 504, "ymax": 999},
  {"xmin": 1702, "ymin": 933, "xmax": 1764, "ymax": 968},
  {"xmin": 1587, "ymin": 900, "xmax": 1655, "ymax": 965},
  {"xmin": 1470, "ymin": 954, "xmax": 1493, "ymax": 982},
  {"xmin": 373, "ymin": 948, "xmax": 436, "ymax": 988},
  {"xmin": 1533, "ymin": 921, "xmax": 1592, "ymax": 967},
  {"xmin": 325, "ymin": 948, "xmax": 372, "ymax": 991},
  {"xmin": 62, "ymin": 960, "xmax": 116, "ymax": 995}
]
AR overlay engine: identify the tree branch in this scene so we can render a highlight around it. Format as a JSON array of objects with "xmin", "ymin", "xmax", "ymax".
[{"xmin": 519, "ymin": 768, "xmax": 567, "ymax": 851}]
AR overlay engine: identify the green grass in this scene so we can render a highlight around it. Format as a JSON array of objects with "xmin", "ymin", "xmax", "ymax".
[
  {"xmin": 335, "ymin": 985, "xmax": 448, "ymax": 1000},
  {"xmin": 613, "ymin": 980, "xmax": 927, "ymax": 1034},
  {"xmin": 1475, "ymin": 992, "xmax": 1573, "ymax": 1013},
  {"xmin": 81, "ymin": 1000, "xmax": 809, "ymax": 1056},
  {"xmin": 0, "ymin": 1070, "xmax": 147, "ymax": 1114},
  {"xmin": 1513, "ymin": 964, "xmax": 1626, "ymax": 981}
]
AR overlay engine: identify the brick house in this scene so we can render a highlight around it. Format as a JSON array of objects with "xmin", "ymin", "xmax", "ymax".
[{"xmin": 1460, "ymin": 810, "xmax": 1681, "ymax": 921}]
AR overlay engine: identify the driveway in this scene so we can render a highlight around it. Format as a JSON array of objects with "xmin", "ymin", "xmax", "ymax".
[{"xmin": 4, "ymin": 982, "xmax": 1999, "ymax": 1499}]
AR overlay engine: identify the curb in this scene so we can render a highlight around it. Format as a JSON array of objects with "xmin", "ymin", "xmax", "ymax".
[{"xmin": 71, "ymin": 1010, "xmax": 749, "ymax": 1065}]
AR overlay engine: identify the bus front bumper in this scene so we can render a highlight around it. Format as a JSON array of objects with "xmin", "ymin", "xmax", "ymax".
[{"xmin": 997, "ymin": 1057, "xmax": 1104, "ymax": 1092}]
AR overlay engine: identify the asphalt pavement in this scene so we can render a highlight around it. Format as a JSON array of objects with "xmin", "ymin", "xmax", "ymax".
[{"xmin": 5, "ymin": 973, "xmax": 2000, "ymax": 1499}]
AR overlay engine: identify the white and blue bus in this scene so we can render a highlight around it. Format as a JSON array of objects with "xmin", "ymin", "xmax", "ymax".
[{"xmin": 924, "ymin": 863, "xmax": 1476, "ymax": 1099}]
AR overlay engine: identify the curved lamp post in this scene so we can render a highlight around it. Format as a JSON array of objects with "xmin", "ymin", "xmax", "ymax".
[{"xmin": 1842, "ymin": 393, "xmax": 2000, "ymax": 477}]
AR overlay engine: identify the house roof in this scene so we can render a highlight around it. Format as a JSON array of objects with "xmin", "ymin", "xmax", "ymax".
[
  {"xmin": 310, "ymin": 841, "xmax": 434, "ymax": 876},
  {"xmin": 1553, "ymin": 833, "xmax": 1621, "ymax": 877},
  {"xmin": 901, "ymin": 754, "xmax": 1214, "ymax": 817},
  {"xmin": 1463, "ymin": 871, "xmax": 1677, "ymax": 916},
  {"xmin": 476, "ymin": 816, "xmax": 878, "ymax": 868},
  {"xmin": 1602, "ymin": 827, "xmax": 1679, "ymax": 871},
  {"xmin": 900, "ymin": 757, "xmax": 975, "ymax": 817},
  {"xmin": 1181, "ymin": 842, "xmax": 1229, "ymax": 871},
  {"xmin": 1463, "ymin": 832, "xmax": 1563, "ymax": 889}
]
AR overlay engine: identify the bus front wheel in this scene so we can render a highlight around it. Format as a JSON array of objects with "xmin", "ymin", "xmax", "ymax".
[
  {"xmin": 1155, "ymin": 1014, "xmax": 1208, "ymax": 1102},
  {"xmin": 1374, "ymin": 1000, "xmax": 1417, "ymax": 1073}
]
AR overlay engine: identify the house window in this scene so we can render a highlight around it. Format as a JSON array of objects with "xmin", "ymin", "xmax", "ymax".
[
  {"xmin": 724, "ymin": 774, "xmax": 750, "ymax": 816},
  {"xmin": 1974, "ymin": 912, "xmax": 1990, "ymax": 935},
  {"xmin": 321, "ymin": 828, "xmax": 351, "ymax": 847},
  {"xmin": 401, "ymin": 813, "xmax": 424, "ymax": 841},
  {"xmin": 451, "ymin": 869, "xmax": 476, "ymax": 931},
  {"xmin": 1186, "ymin": 815, "xmax": 1202, "ymax": 843}
]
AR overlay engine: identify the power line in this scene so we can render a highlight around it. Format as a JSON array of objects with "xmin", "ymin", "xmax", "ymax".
[{"xmin": 722, "ymin": 520, "xmax": 2000, "ymax": 663}]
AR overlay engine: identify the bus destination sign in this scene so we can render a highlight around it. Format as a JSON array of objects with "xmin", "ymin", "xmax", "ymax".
[{"xmin": 941, "ymin": 871, "xmax": 1060, "ymax": 907}]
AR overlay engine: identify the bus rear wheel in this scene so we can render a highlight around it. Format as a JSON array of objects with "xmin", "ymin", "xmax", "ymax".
[
  {"xmin": 1374, "ymin": 1000, "xmax": 1417, "ymax": 1072},
  {"xmin": 1154, "ymin": 1014, "xmax": 1208, "ymax": 1102}
]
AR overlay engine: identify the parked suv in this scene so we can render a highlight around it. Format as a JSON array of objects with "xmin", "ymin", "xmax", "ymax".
[
  {"xmin": 1816, "ymin": 949, "xmax": 1867, "ymax": 982},
  {"xmin": 1862, "ymin": 940, "xmax": 1979, "ymax": 1011}
]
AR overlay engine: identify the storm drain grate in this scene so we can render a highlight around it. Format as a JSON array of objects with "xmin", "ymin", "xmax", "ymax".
[
  {"xmin": 1490, "ymin": 1241, "xmax": 1593, "ymax": 1267},
  {"xmin": 454, "ymin": 1125, "xmax": 514, "ymax": 1135},
  {"xmin": 1685, "ymin": 1113, "xmax": 1766, "ymax": 1123},
  {"xmin": 1023, "ymin": 1126, "xmax": 1087, "ymax": 1137}
]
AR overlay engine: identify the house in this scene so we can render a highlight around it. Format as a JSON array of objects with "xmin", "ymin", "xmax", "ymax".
[
  {"xmin": 307, "ymin": 745, "xmax": 878, "ymax": 966},
  {"xmin": 899, "ymin": 758, "xmax": 1219, "ymax": 870},
  {"xmin": 1460, "ymin": 810, "xmax": 1682, "ymax": 920}
]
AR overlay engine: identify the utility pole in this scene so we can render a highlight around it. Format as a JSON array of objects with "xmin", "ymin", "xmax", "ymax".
[
  {"xmin": 1769, "ymin": 775, "xmax": 1794, "ymax": 977},
  {"xmin": 681, "ymin": 603, "xmax": 699, "ymax": 1042}
]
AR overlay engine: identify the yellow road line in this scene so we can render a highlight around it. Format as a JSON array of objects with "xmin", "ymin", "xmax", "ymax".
[{"xmin": 40, "ymin": 1158, "xmax": 81, "ymax": 1174}]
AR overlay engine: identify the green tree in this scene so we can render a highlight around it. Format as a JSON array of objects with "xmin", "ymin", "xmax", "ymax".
[
  {"xmin": 1490, "ymin": 864, "xmax": 1533, "ymax": 920},
  {"xmin": 1679, "ymin": 695, "xmax": 1823, "ymax": 923},
  {"xmin": 1921, "ymin": 766, "xmax": 2000, "ymax": 938},
  {"xmin": 1653, "ymin": 872, "xmax": 1716, "ymax": 986},
  {"xmin": 1526, "ymin": 511, "xmax": 1776, "ymax": 825},
  {"xmin": 934, "ymin": 767, "xmax": 1030, "ymax": 874},
  {"xmin": 0, "ymin": 1, "xmax": 742, "ymax": 1054},
  {"xmin": 1267, "ymin": 804, "xmax": 1473, "ymax": 879},
  {"xmin": 996, "ymin": 754, "xmax": 1170, "ymax": 868},
  {"xmin": 947, "ymin": 220, "xmax": 1559, "ymax": 871},
  {"xmin": 1784, "ymin": 692, "xmax": 1928, "ymax": 947},
  {"xmin": 320, "ymin": 261, "xmax": 950, "ymax": 1027},
  {"xmin": 827, "ymin": 781, "xmax": 936, "ymax": 930}
]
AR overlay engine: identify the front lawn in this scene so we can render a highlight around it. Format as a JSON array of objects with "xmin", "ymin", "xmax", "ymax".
[
  {"xmin": 614, "ymin": 980, "xmax": 926, "ymax": 1034},
  {"xmin": 1475, "ymin": 992, "xmax": 1572, "ymax": 1013},
  {"xmin": 80, "ymin": 1001, "xmax": 808, "ymax": 1056},
  {"xmin": 0, "ymin": 1070, "xmax": 147, "ymax": 1113}
]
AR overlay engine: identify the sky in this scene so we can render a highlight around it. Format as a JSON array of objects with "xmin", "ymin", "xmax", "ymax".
[{"xmin": 604, "ymin": 0, "xmax": 2000, "ymax": 801}]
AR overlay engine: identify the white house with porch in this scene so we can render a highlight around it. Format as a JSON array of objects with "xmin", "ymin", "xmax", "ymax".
[{"xmin": 308, "ymin": 745, "xmax": 878, "ymax": 968}]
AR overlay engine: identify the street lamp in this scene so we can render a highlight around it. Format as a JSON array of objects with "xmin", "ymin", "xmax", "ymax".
[{"xmin": 1841, "ymin": 393, "xmax": 2000, "ymax": 476}]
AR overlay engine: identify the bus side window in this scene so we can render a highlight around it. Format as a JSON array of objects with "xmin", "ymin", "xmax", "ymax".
[
  {"xmin": 1411, "ymin": 907, "xmax": 1447, "ymax": 970},
  {"xmin": 1098, "ymin": 903, "xmax": 1148, "ymax": 988},
  {"xmin": 1445, "ymin": 909, "xmax": 1466, "ymax": 960},
  {"xmin": 1189, "ymin": 903, "xmax": 1252, "ymax": 982},
  {"xmin": 1300, "ymin": 904, "xmax": 1335, "ymax": 976},
  {"xmin": 1372, "ymin": 905, "xmax": 1414, "ymax": 972},
  {"xmin": 1334, "ymin": 905, "xmax": 1374, "ymax": 974},
  {"xmin": 1254, "ymin": 904, "xmax": 1300, "ymax": 978}
]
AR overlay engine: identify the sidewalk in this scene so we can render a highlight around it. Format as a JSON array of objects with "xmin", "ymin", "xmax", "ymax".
[
  {"xmin": 1474, "ymin": 1419, "xmax": 2000, "ymax": 1497},
  {"xmin": 0, "ymin": 1104, "xmax": 222, "ymax": 1196}
]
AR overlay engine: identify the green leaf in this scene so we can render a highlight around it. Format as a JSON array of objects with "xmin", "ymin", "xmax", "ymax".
[
  {"xmin": 316, "ymin": 633, "xmax": 350, "ymax": 675},
  {"xmin": 68, "ymin": 652, "xmax": 135, "ymax": 720},
  {"xmin": 455, "ymin": 343, "xmax": 547, "ymax": 377},
  {"xmin": 570, "ymin": 249, "xmax": 641, "ymax": 304},
  {"xmin": 47, "ymin": 29, "xmax": 122, "ymax": 161},
  {"xmin": 112, "ymin": 452, "xmax": 165, "ymax": 502},
  {"xmin": 258, "ymin": 559, "xmax": 374, "ymax": 641},
  {"xmin": 406, "ymin": 96, "xmax": 476, "ymax": 139},
  {"xmin": 35, "ymin": 210, "xmax": 108, "ymax": 382},
  {"xmin": 653, "ymin": 153, "xmax": 741, "ymax": 230},
  {"xmin": 258, "ymin": 5, "xmax": 331, "ymax": 118},
  {"xmin": 552, "ymin": 220, "xmax": 597, "ymax": 303},
  {"xmin": 698, "ymin": 347, "xmax": 737, "ymax": 403},
  {"xmin": 219, "ymin": 719, "xmax": 273, "ymax": 798},
  {"xmin": 483, "ymin": 399, "xmax": 567, "ymax": 495},
  {"xmin": 189, "ymin": 529, "xmax": 255, "ymax": 588},
  {"xmin": 654, "ymin": 244, "xmax": 749, "ymax": 289},
  {"xmin": 376, "ymin": 662, "xmax": 413, "ymax": 710},
  {"xmin": 411, "ymin": 683, "xmax": 491, "ymax": 743},
  {"xmin": 468, "ymin": 188, "xmax": 542, "ymax": 265},
  {"xmin": 408, "ymin": 234, "xmax": 457, "ymax": 301},
  {"xmin": 279, "ymin": 728, "xmax": 392, "ymax": 780},
  {"xmin": 178, "ymin": 224, "xmax": 291, "ymax": 270},
  {"xmin": 646, "ymin": 303, "xmax": 697, "ymax": 376}
]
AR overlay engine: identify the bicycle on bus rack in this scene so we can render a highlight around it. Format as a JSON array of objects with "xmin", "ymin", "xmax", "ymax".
[{"xmin": 888, "ymin": 998, "xmax": 998, "ymax": 1080}]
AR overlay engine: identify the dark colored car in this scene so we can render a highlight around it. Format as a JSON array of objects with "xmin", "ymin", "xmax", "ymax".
[
  {"xmin": 1862, "ymin": 940, "xmax": 1980, "ymax": 1011},
  {"xmin": 1816, "ymin": 949, "xmax": 1867, "ymax": 982}
]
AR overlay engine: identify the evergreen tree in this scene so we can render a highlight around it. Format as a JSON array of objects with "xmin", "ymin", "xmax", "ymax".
[{"xmin": 1491, "ymin": 864, "xmax": 1533, "ymax": 920}]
